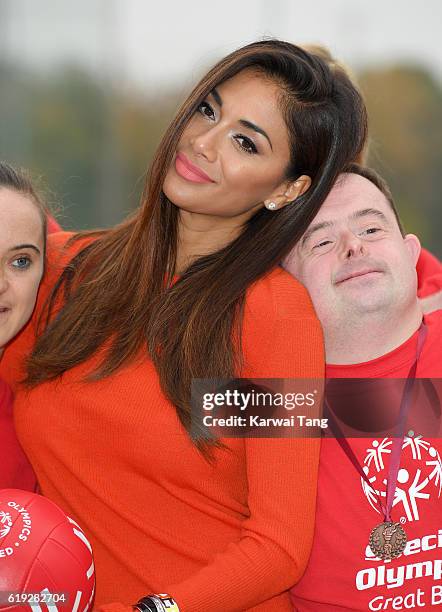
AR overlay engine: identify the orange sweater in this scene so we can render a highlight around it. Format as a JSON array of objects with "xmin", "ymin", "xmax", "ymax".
[{"xmin": 1, "ymin": 233, "xmax": 324, "ymax": 612}]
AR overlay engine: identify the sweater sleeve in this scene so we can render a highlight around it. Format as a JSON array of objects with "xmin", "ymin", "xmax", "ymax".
[{"xmin": 98, "ymin": 269, "xmax": 324, "ymax": 612}]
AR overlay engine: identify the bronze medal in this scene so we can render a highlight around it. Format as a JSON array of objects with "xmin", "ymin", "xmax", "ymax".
[{"xmin": 369, "ymin": 521, "xmax": 407, "ymax": 560}]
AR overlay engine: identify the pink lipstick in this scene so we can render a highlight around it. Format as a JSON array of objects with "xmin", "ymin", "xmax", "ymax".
[{"xmin": 175, "ymin": 153, "xmax": 214, "ymax": 184}]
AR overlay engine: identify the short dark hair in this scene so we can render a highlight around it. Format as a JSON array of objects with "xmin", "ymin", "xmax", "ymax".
[
  {"xmin": 0, "ymin": 161, "xmax": 49, "ymax": 252},
  {"xmin": 343, "ymin": 163, "xmax": 405, "ymax": 236}
]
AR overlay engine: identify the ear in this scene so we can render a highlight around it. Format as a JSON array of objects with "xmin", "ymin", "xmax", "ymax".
[
  {"xmin": 264, "ymin": 175, "xmax": 312, "ymax": 211},
  {"xmin": 403, "ymin": 233, "xmax": 421, "ymax": 267}
]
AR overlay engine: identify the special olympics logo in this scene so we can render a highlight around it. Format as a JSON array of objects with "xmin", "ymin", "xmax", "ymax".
[
  {"xmin": 0, "ymin": 500, "xmax": 33, "ymax": 556},
  {"xmin": 0, "ymin": 511, "xmax": 13, "ymax": 539},
  {"xmin": 361, "ymin": 436, "xmax": 442, "ymax": 522}
]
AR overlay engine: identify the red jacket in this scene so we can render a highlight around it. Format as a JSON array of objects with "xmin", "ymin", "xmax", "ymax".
[{"xmin": 0, "ymin": 378, "xmax": 37, "ymax": 491}]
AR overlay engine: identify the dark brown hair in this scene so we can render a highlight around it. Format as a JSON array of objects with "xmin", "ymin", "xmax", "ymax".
[
  {"xmin": 26, "ymin": 39, "xmax": 368, "ymax": 443},
  {"xmin": 301, "ymin": 44, "xmax": 369, "ymax": 165},
  {"xmin": 344, "ymin": 163, "xmax": 405, "ymax": 235},
  {"xmin": 0, "ymin": 161, "xmax": 49, "ymax": 252}
]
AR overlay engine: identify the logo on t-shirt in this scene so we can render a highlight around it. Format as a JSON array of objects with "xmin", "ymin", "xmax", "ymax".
[
  {"xmin": 361, "ymin": 436, "xmax": 442, "ymax": 523},
  {"xmin": 355, "ymin": 436, "xmax": 442, "ymax": 607}
]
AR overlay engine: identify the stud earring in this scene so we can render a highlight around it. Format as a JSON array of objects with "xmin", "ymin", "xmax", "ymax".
[{"xmin": 266, "ymin": 201, "xmax": 277, "ymax": 210}]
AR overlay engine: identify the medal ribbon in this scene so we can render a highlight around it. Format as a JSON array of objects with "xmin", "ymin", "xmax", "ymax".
[{"xmin": 325, "ymin": 323, "xmax": 427, "ymax": 522}]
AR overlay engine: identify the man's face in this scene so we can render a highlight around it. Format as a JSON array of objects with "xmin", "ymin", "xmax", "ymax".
[{"xmin": 283, "ymin": 173, "xmax": 421, "ymax": 327}]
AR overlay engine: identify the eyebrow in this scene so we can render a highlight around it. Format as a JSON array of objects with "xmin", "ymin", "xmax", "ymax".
[
  {"xmin": 9, "ymin": 244, "xmax": 41, "ymax": 255},
  {"xmin": 239, "ymin": 119, "xmax": 273, "ymax": 151},
  {"xmin": 211, "ymin": 88, "xmax": 223, "ymax": 107},
  {"xmin": 301, "ymin": 221, "xmax": 334, "ymax": 247},
  {"xmin": 301, "ymin": 207, "xmax": 389, "ymax": 247},
  {"xmin": 210, "ymin": 88, "xmax": 273, "ymax": 150},
  {"xmin": 351, "ymin": 207, "xmax": 389, "ymax": 223}
]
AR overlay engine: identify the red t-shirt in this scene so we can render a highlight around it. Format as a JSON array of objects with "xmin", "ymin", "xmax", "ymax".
[
  {"xmin": 0, "ymin": 378, "xmax": 37, "ymax": 491},
  {"xmin": 290, "ymin": 312, "xmax": 442, "ymax": 611},
  {"xmin": 417, "ymin": 248, "xmax": 442, "ymax": 298}
]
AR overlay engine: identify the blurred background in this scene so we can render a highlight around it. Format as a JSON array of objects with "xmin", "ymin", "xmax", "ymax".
[{"xmin": 1, "ymin": 0, "xmax": 441, "ymax": 255}]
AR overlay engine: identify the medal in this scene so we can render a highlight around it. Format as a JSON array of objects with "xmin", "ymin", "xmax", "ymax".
[
  {"xmin": 325, "ymin": 323, "xmax": 427, "ymax": 562},
  {"xmin": 369, "ymin": 521, "xmax": 407, "ymax": 560}
]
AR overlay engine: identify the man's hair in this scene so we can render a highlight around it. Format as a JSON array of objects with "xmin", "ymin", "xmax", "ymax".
[{"xmin": 343, "ymin": 163, "xmax": 405, "ymax": 236}]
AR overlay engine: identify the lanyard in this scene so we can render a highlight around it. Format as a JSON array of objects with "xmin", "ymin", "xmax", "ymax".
[{"xmin": 325, "ymin": 323, "xmax": 428, "ymax": 522}]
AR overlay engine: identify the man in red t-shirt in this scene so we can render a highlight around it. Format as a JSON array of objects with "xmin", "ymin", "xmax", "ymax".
[{"xmin": 284, "ymin": 166, "xmax": 442, "ymax": 611}]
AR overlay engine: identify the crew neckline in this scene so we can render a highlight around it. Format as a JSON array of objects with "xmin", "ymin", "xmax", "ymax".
[{"xmin": 326, "ymin": 324, "xmax": 422, "ymax": 378}]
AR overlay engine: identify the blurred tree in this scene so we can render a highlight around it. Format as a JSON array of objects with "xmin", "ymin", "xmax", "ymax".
[
  {"xmin": 0, "ymin": 62, "xmax": 177, "ymax": 229},
  {"xmin": 359, "ymin": 66, "xmax": 442, "ymax": 257},
  {"xmin": 1, "ymin": 60, "xmax": 441, "ymax": 260},
  {"xmin": 30, "ymin": 67, "xmax": 109, "ymax": 228},
  {"xmin": 0, "ymin": 63, "xmax": 34, "ymax": 163}
]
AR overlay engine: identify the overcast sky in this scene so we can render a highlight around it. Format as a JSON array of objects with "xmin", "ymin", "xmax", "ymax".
[{"xmin": 2, "ymin": 0, "xmax": 442, "ymax": 91}]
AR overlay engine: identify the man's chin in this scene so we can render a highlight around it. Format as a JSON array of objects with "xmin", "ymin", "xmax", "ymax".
[{"xmin": 342, "ymin": 295, "xmax": 392, "ymax": 316}]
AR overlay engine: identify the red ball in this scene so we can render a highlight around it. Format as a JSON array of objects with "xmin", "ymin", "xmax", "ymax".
[{"xmin": 0, "ymin": 489, "xmax": 95, "ymax": 611}]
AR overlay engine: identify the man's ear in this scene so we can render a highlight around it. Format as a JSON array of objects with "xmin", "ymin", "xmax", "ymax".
[
  {"xmin": 264, "ymin": 175, "xmax": 312, "ymax": 211},
  {"xmin": 404, "ymin": 233, "xmax": 421, "ymax": 266}
]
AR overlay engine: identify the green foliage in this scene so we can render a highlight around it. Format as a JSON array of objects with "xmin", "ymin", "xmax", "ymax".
[
  {"xmin": 0, "ymin": 62, "xmax": 176, "ymax": 229},
  {"xmin": 1, "ymin": 61, "xmax": 441, "ymax": 258},
  {"xmin": 360, "ymin": 65, "xmax": 442, "ymax": 257}
]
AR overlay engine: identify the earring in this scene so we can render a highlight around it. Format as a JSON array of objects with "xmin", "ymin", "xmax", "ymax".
[{"xmin": 266, "ymin": 201, "xmax": 277, "ymax": 210}]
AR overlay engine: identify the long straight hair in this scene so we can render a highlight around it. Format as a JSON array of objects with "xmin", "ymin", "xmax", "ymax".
[{"xmin": 26, "ymin": 40, "xmax": 368, "ymax": 442}]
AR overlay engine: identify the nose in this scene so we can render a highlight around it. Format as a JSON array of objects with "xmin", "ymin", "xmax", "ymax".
[
  {"xmin": 340, "ymin": 231, "xmax": 366, "ymax": 259},
  {"xmin": 189, "ymin": 125, "xmax": 218, "ymax": 163}
]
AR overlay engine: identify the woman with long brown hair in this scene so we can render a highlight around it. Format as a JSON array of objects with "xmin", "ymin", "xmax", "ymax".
[{"xmin": 1, "ymin": 40, "xmax": 367, "ymax": 610}]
